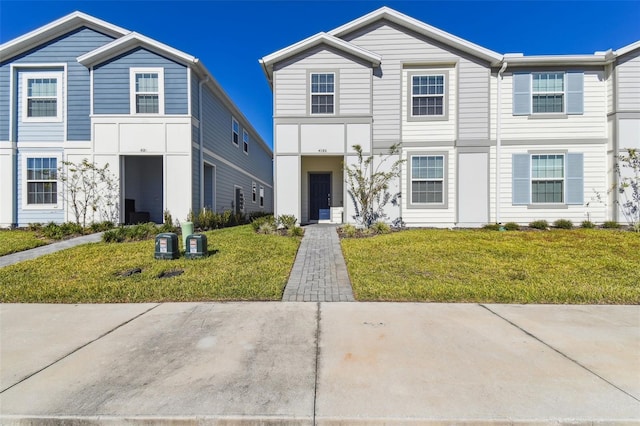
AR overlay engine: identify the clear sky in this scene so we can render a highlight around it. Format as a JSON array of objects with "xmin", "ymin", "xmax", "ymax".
[{"xmin": 1, "ymin": 1, "xmax": 639, "ymax": 149}]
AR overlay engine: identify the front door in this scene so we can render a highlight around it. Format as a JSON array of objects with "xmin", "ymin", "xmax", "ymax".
[{"xmin": 309, "ymin": 173, "xmax": 331, "ymax": 221}]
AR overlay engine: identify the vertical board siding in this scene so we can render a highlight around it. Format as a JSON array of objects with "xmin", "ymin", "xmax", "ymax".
[
  {"xmin": 273, "ymin": 46, "xmax": 372, "ymax": 117},
  {"xmin": 0, "ymin": 27, "xmax": 115, "ymax": 141},
  {"xmin": 617, "ymin": 50, "xmax": 640, "ymax": 111},
  {"xmin": 93, "ymin": 47, "xmax": 188, "ymax": 115}
]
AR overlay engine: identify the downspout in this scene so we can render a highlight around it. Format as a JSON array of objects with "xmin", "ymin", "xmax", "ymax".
[
  {"xmin": 199, "ymin": 75, "xmax": 210, "ymax": 209},
  {"xmin": 496, "ymin": 61, "xmax": 508, "ymax": 224}
]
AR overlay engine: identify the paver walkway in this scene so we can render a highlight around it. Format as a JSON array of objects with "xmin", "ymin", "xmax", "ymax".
[
  {"xmin": 0, "ymin": 232, "xmax": 104, "ymax": 268},
  {"xmin": 282, "ymin": 224, "xmax": 355, "ymax": 302}
]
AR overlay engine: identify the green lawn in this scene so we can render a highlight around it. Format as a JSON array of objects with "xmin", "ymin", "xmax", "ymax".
[
  {"xmin": 341, "ymin": 229, "xmax": 640, "ymax": 304},
  {"xmin": 0, "ymin": 230, "xmax": 49, "ymax": 256},
  {"xmin": 0, "ymin": 226, "xmax": 300, "ymax": 303}
]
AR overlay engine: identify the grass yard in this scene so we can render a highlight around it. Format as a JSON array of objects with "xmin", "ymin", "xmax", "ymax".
[
  {"xmin": 0, "ymin": 230, "xmax": 49, "ymax": 256},
  {"xmin": 341, "ymin": 229, "xmax": 640, "ymax": 304},
  {"xmin": 0, "ymin": 226, "xmax": 300, "ymax": 303}
]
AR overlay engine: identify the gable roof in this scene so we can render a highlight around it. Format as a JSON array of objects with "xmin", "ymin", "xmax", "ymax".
[
  {"xmin": 78, "ymin": 31, "xmax": 197, "ymax": 67},
  {"xmin": 328, "ymin": 6, "xmax": 503, "ymax": 65},
  {"xmin": 259, "ymin": 32, "xmax": 381, "ymax": 85},
  {"xmin": 0, "ymin": 11, "xmax": 129, "ymax": 62},
  {"xmin": 615, "ymin": 40, "xmax": 640, "ymax": 58}
]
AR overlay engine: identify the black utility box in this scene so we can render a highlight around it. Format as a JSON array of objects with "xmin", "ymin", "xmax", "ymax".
[
  {"xmin": 155, "ymin": 233, "xmax": 179, "ymax": 260},
  {"xmin": 185, "ymin": 234, "xmax": 208, "ymax": 259}
]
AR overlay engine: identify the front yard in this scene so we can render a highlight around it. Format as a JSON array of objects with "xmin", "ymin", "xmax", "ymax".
[
  {"xmin": 341, "ymin": 229, "xmax": 640, "ymax": 304},
  {"xmin": 0, "ymin": 226, "xmax": 300, "ymax": 303},
  {"xmin": 0, "ymin": 230, "xmax": 49, "ymax": 256}
]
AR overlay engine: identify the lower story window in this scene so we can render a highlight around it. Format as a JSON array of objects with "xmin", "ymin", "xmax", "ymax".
[
  {"xmin": 411, "ymin": 155, "xmax": 444, "ymax": 204},
  {"xmin": 259, "ymin": 186, "xmax": 264, "ymax": 208},
  {"xmin": 26, "ymin": 157, "xmax": 57, "ymax": 204},
  {"xmin": 252, "ymin": 182, "xmax": 257, "ymax": 203},
  {"xmin": 531, "ymin": 154, "xmax": 564, "ymax": 203}
]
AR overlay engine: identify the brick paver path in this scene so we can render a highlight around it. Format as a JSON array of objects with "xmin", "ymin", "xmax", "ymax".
[{"xmin": 282, "ymin": 224, "xmax": 355, "ymax": 302}]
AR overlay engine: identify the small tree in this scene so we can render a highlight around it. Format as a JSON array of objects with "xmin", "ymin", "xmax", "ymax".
[
  {"xmin": 614, "ymin": 148, "xmax": 640, "ymax": 231},
  {"xmin": 344, "ymin": 144, "xmax": 404, "ymax": 228},
  {"xmin": 58, "ymin": 159, "xmax": 120, "ymax": 227}
]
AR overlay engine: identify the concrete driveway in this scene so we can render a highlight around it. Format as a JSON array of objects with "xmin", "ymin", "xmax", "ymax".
[{"xmin": 1, "ymin": 303, "xmax": 638, "ymax": 424}]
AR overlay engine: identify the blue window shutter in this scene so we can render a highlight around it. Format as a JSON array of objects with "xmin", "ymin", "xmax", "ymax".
[
  {"xmin": 513, "ymin": 73, "xmax": 531, "ymax": 116},
  {"xmin": 512, "ymin": 154, "xmax": 530, "ymax": 205},
  {"xmin": 566, "ymin": 72, "xmax": 584, "ymax": 115},
  {"xmin": 566, "ymin": 153, "xmax": 584, "ymax": 205}
]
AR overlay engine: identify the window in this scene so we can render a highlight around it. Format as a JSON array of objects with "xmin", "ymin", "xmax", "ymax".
[
  {"xmin": 22, "ymin": 72, "xmax": 63, "ymax": 122},
  {"xmin": 531, "ymin": 154, "xmax": 564, "ymax": 203},
  {"xmin": 411, "ymin": 155, "xmax": 444, "ymax": 204},
  {"xmin": 532, "ymin": 72, "xmax": 564, "ymax": 114},
  {"xmin": 310, "ymin": 73, "xmax": 334, "ymax": 114},
  {"xmin": 411, "ymin": 75, "xmax": 445, "ymax": 116},
  {"xmin": 259, "ymin": 186, "xmax": 264, "ymax": 208},
  {"xmin": 232, "ymin": 118, "xmax": 239, "ymax": 146},
  {"xmin": 130, "ymin": 68, "xmax": 164, "ymax": 114},
  {"xmin": 243, "ymin": 129, "xmax": 249, "ymax": 154},
  {"xmin": 26, "ymin": 157, "xmax": 58, "ymax": 205},
  {"xmin": 252, "ymin": 182, "xmax": 257, "ymax": 203}
]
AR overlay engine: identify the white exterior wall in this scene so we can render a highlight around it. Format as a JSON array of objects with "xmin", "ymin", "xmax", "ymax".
[
  {"xmin": 273, "ymin": 47, "xmax": 372, "ymax": 117},
  {"xmin": 616, "ymin": 50, "xmax": 640, "ymax": 111},
  {"xmin": 0, "ymin": 146, "xmax": 14, "ymax": 227},
  {"xmin": 488, "ymin": 143, "xmax": 608, "ymax": 224},
  {"xmin": 401, "ymin": 146, "xmax": 456, "ymax": 227},
  {"xmin": 491, "ymin": 71, "xmax": 607, "ymax": 141},
  {"xmin": 275, "ymin": 155, "xmax": 300, "ymax": 220}
]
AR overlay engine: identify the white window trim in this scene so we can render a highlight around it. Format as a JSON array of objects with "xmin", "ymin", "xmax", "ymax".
[
  {"xmin": 530, "ymin": 153, "xmax": 565, "ymax": 204},
  {"xmin": 407, "ymin": 152, "xmax": 448, "ymax": 209},
  {"xmin": 243, "ymin": 129, "xmax": 249, "ymax": 155},
  {"xmin": 129, "ymin": 67, "xmax": 165, "ymax": 115},
  {"xmin": 410, "ymin": 73, "xmax": 446, "ymax": 118},
  {"xmin": 309, "ymin": 72, "xmax": 336, "ymax": 116},
  {"xmin": 232, "ymin": 117, "xmax": 239, "ymax": 146},
  {"xmin": 21, "ymin": 71, "xmax": 64, "ymax": 123},
  {"xmin": 252, "ymin": 181, "xmax": 257, "ymax": 203},
  {"xmin": 21, "ymin": 152, "xmax": 63, "ymax": 210},
  {"xmin": 531, "ymin": 72, "xmax": 565, "ymax": 115}
]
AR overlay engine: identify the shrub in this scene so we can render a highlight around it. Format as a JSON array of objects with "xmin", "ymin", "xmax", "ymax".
[
  {"xmin": 553, "ymin": 219, "xmax": 573, "ymax": 229},
  {"xmin": 28, "ymin": 223, "xmax": 42, "ymax": 232},
  {"xmin": 504, "ymin": 222, "xmax": 520, "ymax": 231},
  {"xmin": 482, "ymin": 223, "xmax": 501, "ymax": 231},
  {"xmin": 529, "ymin": 220, "xmax": 549, "ymax": 230},
  {"xmin": 340, "ymin": 224, "xmax": 357, "ymax": 238},
  {"xmin": 278, "ymin": 214, "xmax": 298, "ymax": 230},
  {"xmin": 371, "ymin": 221, "xmax": 391, "ymax": 234},
  {"xmin": 603, "ymin": 220, "xmax": 621, "ymax": 229},
  {"xmin": 102, "ymin": 223, "xmax": 159, "ymax": 243},
  {"xmin": 581, "ymin": 220, "xmax": 596, "ymax": 229},
  {"xmin": 251, "ymin": 215, "xmax": 276, "ymax": 232},
  {"xmin": 257, "ymin": 221, "xmax": 276, "ymax": 235},
  {"xmin": 89, "ymin": 221, "xmax": 115, "ymax": 233},
  {"xmin": 287, "ymin": 226, "xmax": 304, "ymax": 237}
]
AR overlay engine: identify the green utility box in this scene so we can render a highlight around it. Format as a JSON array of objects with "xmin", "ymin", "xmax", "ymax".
[
  {"xmin": 185, "ymin": 234, "xmax": 208, "ymax": 259},
  {"xmin": 155, "ymin": 233, "xmax": 179, "ymax": 260}
]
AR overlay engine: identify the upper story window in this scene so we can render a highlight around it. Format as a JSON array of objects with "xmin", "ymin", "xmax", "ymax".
[
  {"xmin": 232, "ymin": 118, "xmax": 239, "ymax": 146},
  {"xmin": 22, "ymin": 72, "xmax": 63, "ymax": 122},
  {"xmin": 26, "ymin": 157, "xmax": 58, "ymax": 205},
  {"xmin": 532, "ymin": 73, "xmax": 564, "ymax": 114},
  {"xmin": 130, "ymin": 68, "xmax": 164, "ymax": 114},
  {"xmin": 411, "ymin": 75, "xmax": 445, "ymax": 117},
  {"xmin": 243, "ymin": 129, "xmax": 249, "ymax": 154},
  {"xmin": 310, "ymin": 73, "xmax": 334, "ymax": 114}
]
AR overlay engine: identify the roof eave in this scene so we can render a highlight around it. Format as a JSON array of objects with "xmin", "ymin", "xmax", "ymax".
[{"xmin": 504, "ymin": 55, "xmax": 608, "ymax": 66}]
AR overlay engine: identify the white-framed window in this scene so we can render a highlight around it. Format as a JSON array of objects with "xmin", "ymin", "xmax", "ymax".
[
  {"xmin": 232, "ymin": 118, "xmax": 239, "ymax": 146},
  {"xmin": 532, "ymin": 72, "xmax": 564, "ymax": 114},
  {"xmin": 22, "ymin": 154, "xmax": 62, "ymax": 209},
  {"xmin": 22, "ymin": 72, "xmax": 63, "ymax": 122},
  {"xmin": 310, "ymin": 73, "xmax": 334, "ymax": 114},
  {"xmin": 531, "ymin": 154, "xmax": 564, "ymax": 203},
  {"xmin": 259, "ymin": 186, "xmax": 264, "ymax": 208},
  {"xmin": 411, "ymin": 74, "xmax": 445, "ymax": 117},
  {"xmin": 243, "ymin": 129, "xmax": 249, "ymax": 154},
  {"xmin": 130, "ymin": 68, "xmax": 164, "ymax": 114},
  {"xmin": 411, "ymin": 155, "xmax": 445, "ymax": 204},
  {"xmin": 252, "ymin": 181, "xmax": 257, "ymax": 203}
]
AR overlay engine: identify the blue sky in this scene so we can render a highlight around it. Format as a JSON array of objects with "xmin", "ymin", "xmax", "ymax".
[{"xmin": 1, "ymin": 1, "xmax": 639, "ymax": 148}]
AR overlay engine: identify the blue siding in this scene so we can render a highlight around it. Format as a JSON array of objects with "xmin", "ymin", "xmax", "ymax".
[
  {"xmin": 93, "ymin": 48, "xmax": 188, "ymax": 115},
  {"xmin": 191, "ymin": 71, "xmax": 200, "ymax": 121},
  {"xmin": 192, "ymin": 145, "xmax": 201, "ymax": 213},
  {"xmin": 16, "ymin": 69, "xmax": 65, "ymax": 142},
  {"xmin": 16, "ymin": 149, "xmax": 65, "ymax": 226},
  {"xmin": 0, "ymin": 27, "xmax": 115, "ymax": 141}
]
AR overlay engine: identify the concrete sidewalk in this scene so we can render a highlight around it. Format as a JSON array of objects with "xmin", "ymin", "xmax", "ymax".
[
  {"xmin": 1, "ymin": 303, "xmax": 638, "ymax": 425},
  {"xmin": 0, "ymin": 232, "xmax": 104, "ymax": 268}
]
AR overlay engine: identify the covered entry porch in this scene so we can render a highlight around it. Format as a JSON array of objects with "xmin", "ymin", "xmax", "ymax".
[{"xmin": 301, "ymin": 156, "xmax": 345, "ymax": 224}]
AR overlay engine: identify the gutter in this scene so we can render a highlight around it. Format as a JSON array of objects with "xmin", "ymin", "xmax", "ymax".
[{"xmin": 496, "ymin": 60, "xmax": 508, "ymax": 225}]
